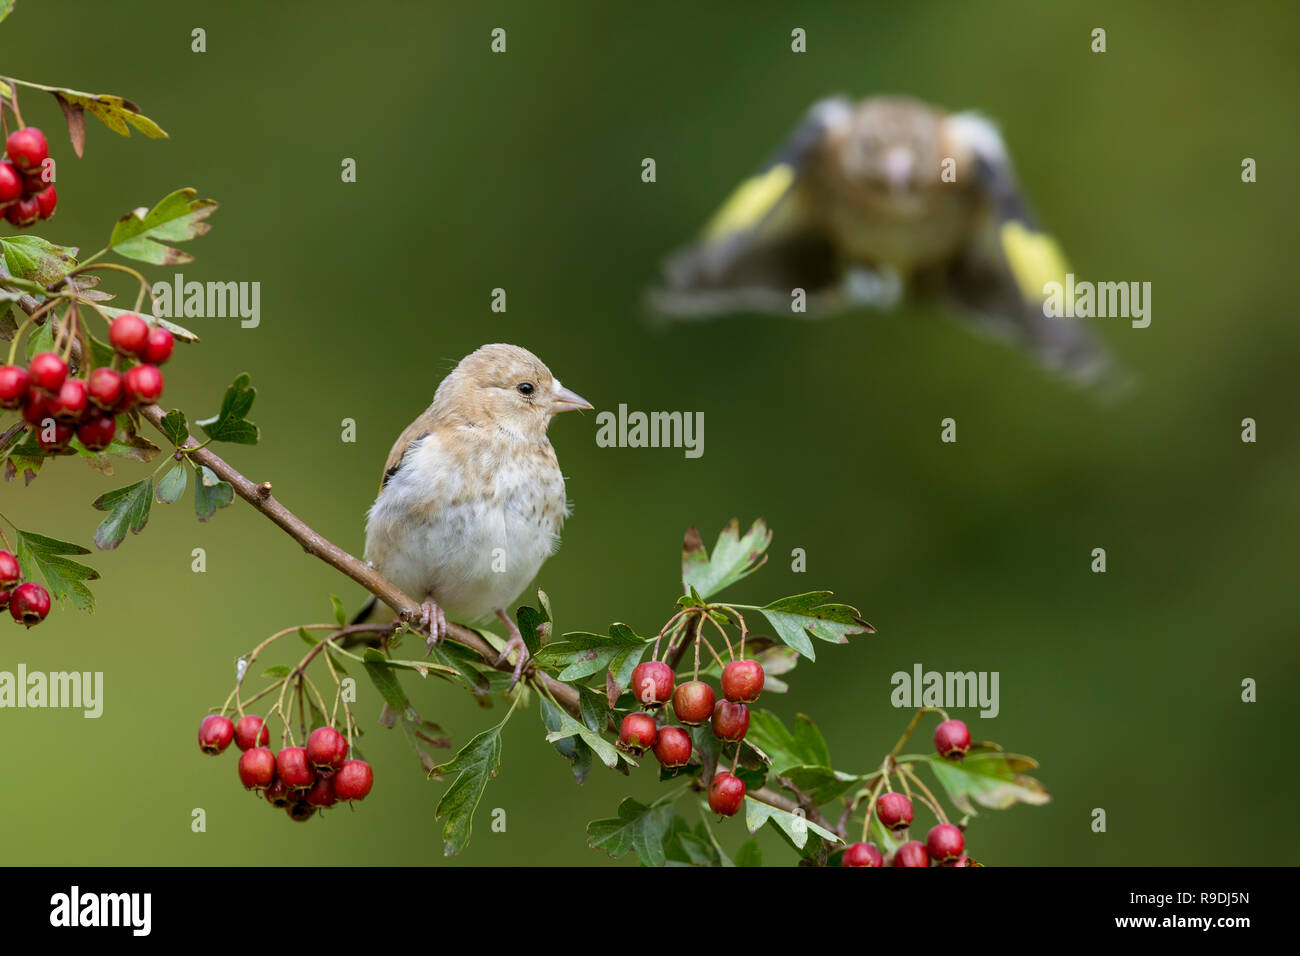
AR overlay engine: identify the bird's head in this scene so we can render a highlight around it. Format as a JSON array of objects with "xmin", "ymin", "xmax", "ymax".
[
  {"xmin": 839, "ymin": 96, "xmax": 945, "ymax": 209},
  {"xmin": 432, "ymin": 343, "xmax": 592, "ymax": 440}
]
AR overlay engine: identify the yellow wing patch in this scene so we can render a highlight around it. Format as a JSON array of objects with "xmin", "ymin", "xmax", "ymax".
[
  {"xmin": 1000, "ymin": 221, "xmax": 1070, "ymax": 302},
  {"xmin": 702, "ymin": 164, "xmax": 796, "ymax": 239}
]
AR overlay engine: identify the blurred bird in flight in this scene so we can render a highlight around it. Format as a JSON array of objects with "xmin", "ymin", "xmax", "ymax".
[
  {"xmin": 651, "ymin": 95, "xmax": 1117, "ymax": 386},
  {"xmin": 355, "ymin": 344, "xmax": 592, "ymax": 683}
]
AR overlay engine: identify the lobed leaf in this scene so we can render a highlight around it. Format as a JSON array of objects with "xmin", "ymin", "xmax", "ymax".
[
  {"xmin": 11, "ymin": 528, "xmax": 99, "ymax": 611},
  {"xmin": 91, "ymin": 479, "xmax": 153, "ymax": 550},
  {"xmin": 108, "ymin": 188, "xmax": 215, "ymax": 266},
  {"xmin": 681, "ymin": 518, "xmax": 772, "ymax": 599}
]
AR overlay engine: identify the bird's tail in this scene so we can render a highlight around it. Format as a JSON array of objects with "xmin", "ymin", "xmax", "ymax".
[{"xmin": 349, "ymin": 595, "xmax": 396, "ymax": 627}]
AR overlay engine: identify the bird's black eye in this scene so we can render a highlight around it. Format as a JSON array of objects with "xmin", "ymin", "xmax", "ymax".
[{"xmin": 516, "ymin": 382, "xmax": 535, "ymax": 396}]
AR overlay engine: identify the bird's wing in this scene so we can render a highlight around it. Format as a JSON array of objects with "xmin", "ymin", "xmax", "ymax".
[
  {"xmin": 938, "ymin": 112, "xmax": 1119, "ymax": 386},
  {"xmin": 378, "ymin": 412, "xmax": 434, "ymax": 495},
  {"xmin": 649, "ymin": 97, "xmax": 853, "ymax": 317}
]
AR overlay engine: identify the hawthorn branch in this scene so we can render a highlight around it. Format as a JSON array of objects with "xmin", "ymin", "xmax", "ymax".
[{"xmin": 134, "ymin": 402, "xmax": 588, "ymax": 713}]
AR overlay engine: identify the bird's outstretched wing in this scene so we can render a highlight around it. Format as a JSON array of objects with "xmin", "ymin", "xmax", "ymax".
[
  {"xmin": 649, "ymin": 96, "xmax": 853, "ymax": 317},
  {"xmin": 938, "ymin": 112, "xmax": 1120, "ymax": 388}
]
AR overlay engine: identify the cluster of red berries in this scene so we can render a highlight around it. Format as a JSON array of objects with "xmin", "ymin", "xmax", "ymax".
[
  {"xmin": 198, "ymin": 714, "xmax": 374, "ymax": 822},
  {"xmin": 0, "ymin": 314, "xmax": 173, "ymax": 453},
  {"xmin": 843, "ymin": 719, "xmax": 974, "ymax": 867},
  {"xmin": 617, "ymin": 657, "xmax": 766, "ymax": 818},
  {"xmin": 0, "ymin": 549, "xmax": 51, "ymax": 627},
  {"xmin": 0, "ymin": 127, "xmax": 57, "ymax": 227}
]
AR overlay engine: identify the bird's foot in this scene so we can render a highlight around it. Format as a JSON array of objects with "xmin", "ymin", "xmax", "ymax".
[
  {"xmin": 419, "ymin": 599, "xmax": 447, "ymax": 654},
  {"xmin": 494, "ymin": 609, "xmax": 533, "ymax": 689}
]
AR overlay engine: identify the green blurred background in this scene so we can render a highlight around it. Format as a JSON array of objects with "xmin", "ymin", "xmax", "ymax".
[{"xmin": 2, "ymin": 0, "xmax": 1296, "ymax": 865}]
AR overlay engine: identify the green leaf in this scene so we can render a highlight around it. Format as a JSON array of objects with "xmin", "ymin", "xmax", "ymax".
[
  {"xmin": 362, "ymin": 648, "xmax": 410, "ymax": 713},
  {"xmin": 540, "ymin": 696, "xmax": 592, "ymax": 785},
  {"xmin": 11, "ymin": 528, "xmax": 99, "ymax": 611},
  {"xmin": 515, "ymin": 598, "xmax": 550, "ymax": 657},
  {"xmin": 298, "ymin": 627, "xmax": 319, "ymax": 646},
  {"xmin": 25, "ymin": 316, "xmax": 55, "ymax": 360},
  {"xmin": 108, "ymin": 188, "xmax": 214, "ymax": 265},
  {"xmin": 196, "ymin": 372, "xmax": 259, "ymax": 444},
  {"xmin": 746, "ymin": 710, "xmax": 830, "ymax": 776},
  {"xmin": 681, "ymin": 518, "xmax": 772, "ymax": 599},
  {"xmin": 159, "ymin": 409, "xmax": 189, "ymax": 446},
  {"xmin": 432, "ymin": 709, "xmax": 514, "ymax": 856},
  {"xmin": 543, "ymin": 707, "xmax": 630, "ymax": 770},
  {"xmin": 577, "ymin": 683, "xmax": 610, "ymax": 734},
  {"xmin": 91, "ymin": 479, "xmax": 153, "ymax": 550},
  {"xmin": 0, "ymin": 2, "xmax": 15, "ymax": 25},
  {"xmin": 586, "ymin": 790, "xmax": 684, "ymax": 868},
  {"xmin": 0, "ymin": 235, "xmax": 78, "ymax": 288},
  {"xmin": 155, "ymin": 463, "xmax": 188, "ymax": 503},
  {"xmin": 533, "ymin": 623, "xmax": 648, "ymax": 688},
  {"xmin": 735, "ymin": 838, "xmax": 763, "ymax": 867},
  {"xmin": 924, "ymin": 753, "xmax": 1050, "ymax": 816},
  {"xmin": 193, "ymin": 465, "xmax": 234, "ymax": 521},
  {"xmin": 330, "ymin": 594, "xmax": 347, "ymax": 628},
  {"xmin": 0, "ymin": 79, "xmax": 167, "ymax": 149},
  {"xmin": 261, "ymin": 665, "xmax": 291, "ymax": 678},
  {"xmin": 743, "ymin": 798, "xmax": 842, "ymax": 850},
  {"xmin": 756, "ymin": 591, "xmax": 873, "ymax": 661}
]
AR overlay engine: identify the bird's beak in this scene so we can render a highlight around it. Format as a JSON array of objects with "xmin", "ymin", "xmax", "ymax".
[
  {"xmin": 881, "ymin": 145, "xmax": 915, "ymax": 191},
  {"xmin": 550, "ymin": 383, "xmax": 593, "ymax": 414}
]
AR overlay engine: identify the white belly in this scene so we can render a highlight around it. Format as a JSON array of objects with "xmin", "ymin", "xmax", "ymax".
[{"xmin": 364, "ymin": 433, "xmax": 566, "ymax": 625}]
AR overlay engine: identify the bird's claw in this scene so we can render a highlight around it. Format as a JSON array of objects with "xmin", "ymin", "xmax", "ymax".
[
  {"xmin": 496, "ymin": 633, "xmax": 533, "ymax": 690},
  {"xmin": 419, "ymin": 599, "xmax": 447, "ymax": 655}
]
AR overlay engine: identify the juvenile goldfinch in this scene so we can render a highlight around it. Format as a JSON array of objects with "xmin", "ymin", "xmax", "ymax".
[
  {"xmin": 651, "ymin": 95, "xmax": 1113, "ymax": 385},
  {"xmin": 358, "ymin": 344, "xmax": 591, "ymax": 680}
]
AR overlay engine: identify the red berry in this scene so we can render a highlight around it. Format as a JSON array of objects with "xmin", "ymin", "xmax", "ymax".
[
  {"xmin": 0, "ymin": 161, "xmax": 21, "ymax": 203},
  {"xmin": 711, "ymin": 700, "xmax": 749, "ymax": 742},
  {"xmin": 926, "ymin": 823, "xmax": 966, "ymax": 864},
  {"xmin": 287, "ymin": 801, "xmax": 317, "ymax": 822},
  {"xmin": 234, "ymin": 715, "xmax": 270, "ymax": 751},
  {"xmin": 721, "ymin": 659, "xmax": 765, "ymax": 703},
  {"xmin": 671, "ymin": 680, "xmax": 715, "ymax": 726},
  {"xmin": 707, "ymin": 771, "xmax": 746, "ymax": 816},
  {"xmin": 630, "ymin": 660, "xmax": 675, "ymax": 707},
  {"xmin": 77, "ymin": 413, "xmax": 117, "ymax": 452},
  {"xmin": 264, "ymin": 778, "xmax": 294, "ymax": 809},
  {"xmin": 141, "ymin": 327, "xmax": 174, "ymax": 365},
  {"xmin": 652, "ymin": 725, "xmax": 693, "ymax": 769},
  {"xmin": 35, "ymin": 185, "xmax": 57, "ymax": 220},
  {"xmin": 108, "ymin": 313, "xmax": 150, "ymax": 355},
  {"xmin": 50, "ymin": 378, "xmax": 88, "ymax": 422},
  {"xmin": 843, "ymin": 842, "xmax": 884, "ymax": 867},
  {"xmin": 0, "ymin": 365, "xmax": 29, "ymax": 408},
  {"xmin": 37, "ymin": 421, "xmax": 74, "ymax": 451},
  {"xmin": 876, "ymin": 792, "xmax": 914, "ymax": 831},
  {"xmin": 21, "ymin": 390, "xmax": 51, "ymax": 426},
  {"xmin": 305, "ymin": 726, "xmax": 348, "ymax": 771},
  {"xmin": 198, "ymin": 715, "xmax": 235, "ymax": 755},
  {"xmin": 333, "ymin": 760, "xmax": 374, "ymax": 801},
  {"xmin": 0, "ymin": 550, "xmax": 20, "ymax": 588},
  {"xmin": 617, "ymin": 712, "xmax": 658, "ymax": 756},
  {"xmin": 5, "ymin": 127, "xmax": 49, "ymax": 173},
  {"xmin": 4, "ymin": 195, "xmax": 39, "ymax": 227},
  {"xmin": 8, "ymin": 582, "xmax": 50, "ymax": 626},
  {"xmin": 86, "ymin": 367, "xmax": 124, "ymax": 410},
  {"xmin": 0, "ymin": 589, "xmax": 10, "ymax": 611},
  {"xmin": 23, "ymin": 170, "xmax": 47, "ymax": 193},
  {"xmin": 275, "ymin": 747, "xmax": 316, "ymax": 790},
  {"xmin": 304, "ymin": 774, "xmax": 337, "ymax": 808},
  {"xmin": 237, "ymin": 747, "xmax": 276, "ymax": 790},
  {"xmin": 123, "ymin": 363, "xmax": 163, "ymax": 404},
  {"xmin": 934, "ymin": 719, "xmax": 971, "ymax": 759},
  {"xmin": 27, "ymin": 352, "xmax": 68, "ymax": 393},
  {"xmin": 892, "ymin": 841, "xmax": 930, "ymax": 867}
]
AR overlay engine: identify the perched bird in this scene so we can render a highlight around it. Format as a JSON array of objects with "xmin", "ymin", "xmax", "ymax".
[
  {"xmin": 356, "ymin": 344, "xmax": 591, "ymax": 680},
  {"xmin": 650, "ymin": 94, "xmax": 1114, "ymax": 385}
]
